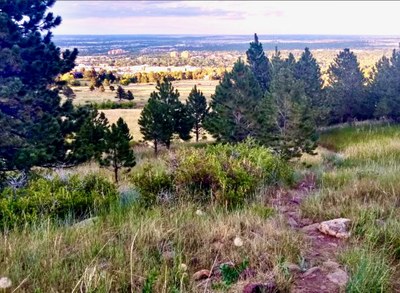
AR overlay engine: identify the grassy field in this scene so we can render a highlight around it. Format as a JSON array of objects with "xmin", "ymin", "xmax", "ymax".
[
  {"xmin": 1, "ymin": 123, "xmax": 400, "ymax": 292},
  {"xmin": 301, "ymin": 123, "xmax": 400, "ymax": 292},
  {"xmin": 72, "ymin": 80, "xmax": 219, "ymax": 141},
  {"xmin": 72, "ymin": 80, "xmax": 219, "ymax": 107}
]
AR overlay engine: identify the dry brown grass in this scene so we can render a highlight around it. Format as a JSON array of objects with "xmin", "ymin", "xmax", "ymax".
[{"xmin": 72, "ymin": 80, "xmax": 219, "ymax": 107}]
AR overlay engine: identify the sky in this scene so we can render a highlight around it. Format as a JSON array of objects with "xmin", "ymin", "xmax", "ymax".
[{"xmin": 51, "ymin": 1, "xmax": 400, "ymax": 35}]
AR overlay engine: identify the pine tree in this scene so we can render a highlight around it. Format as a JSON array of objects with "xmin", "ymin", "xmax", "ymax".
[
  {"xmin": 260, "ymin": 60, "xmax": 318, "ymax": 159},
  {"xmin": 187, "ymin": 85, "xmax": 208, "ymax": 142},
  {"xmin": 246, "ymin": 33, "xmax": 272, "ymax": 92},
  {"xmin": 370, "ymin": 50, "xmax": 400, "ymax": 120},
  {"xmin": 294, "ymin": 48, "xmax": 325, "ymax": 124},
  {"xmin": 115, "ymin": 85, "xmax": 126, "ymax": 101},
  {"xmin": 139, "ymin": 79, "xmax": 193, "ymax": 153},
  {"xmin": 71, "ymin": 109, "xmax": 109, "ymax": 163},
  {"xmin": 326, "ymin": 48, "xmax": 368, "ymax": 123},
  {"xmin": 100, "ymin": 118, "xmax": 136, "ymax": 183},
  {"xmin": 0, "ymin": 0, "xmax": 79, "ymax": 172},
  {"xmin": 126, "ymin": 90, "xmax": 134, "ymax": 101},
  {"xmin": 204, "ymin": 58, "xmax": 264, "ymax": 142}
]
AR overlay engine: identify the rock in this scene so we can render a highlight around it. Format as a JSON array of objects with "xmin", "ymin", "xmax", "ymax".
[
  {"xmin": 287, "ymin": 217, "xmax": 298, "ymax": 228},
  {"xmin": 192, "ymin": 269, "xmax": 211, "ymax": 281},
  {"xmin": 179, "ymin": 263, "xmax": 187, "ymax": 272},
  {"xmin": 318, "ymin": 218, "xmax": 351, "ymax": 239},
  {"xmin": 73, "ymin": 217, "xmax": 98, "ymax": 228},
  {"xmin": 322, "ymin": 260, "xmax": 340, "ymax": 271},
  {"xmin": 303, "ymin": 266, "xmax": 321, "ymax": 277},
  {"xmin": 243, "ymin": 281, "xmax": 277, "ymax": 293},
  {"xmin": 0, "ymin": 277, "xmax": 12, "ymax": 289},
  {"xmin": 195, "ymin": 209, "xmax": 205, "ymax": 216},
  {"xmin": 286, "ymin": 263, "xmax": 302, "ymax": 273},
  {"xmin": 327, "ymin": 268, "xmax": 348, "ymax": 287},
  {"xmin": 301, "ymin": 223, "xmax": 319, "ymax": 233},
  {"xmin": 234, "ymin": 236, "xmax": 243, "ymax": 247}
]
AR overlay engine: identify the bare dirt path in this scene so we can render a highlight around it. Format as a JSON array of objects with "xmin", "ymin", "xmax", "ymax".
[{"xmin": 271, "ymin": 174, "xmax": 349, "ymax": 293}]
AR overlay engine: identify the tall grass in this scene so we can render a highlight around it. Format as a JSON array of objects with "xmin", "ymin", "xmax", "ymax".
[
  {"xmin": 302, "ymin": 123, "xmax": 400, "ymax": 292},
  {"xmin": 0, "ymin": 203, "xmax": 303, "ymax": 292}
]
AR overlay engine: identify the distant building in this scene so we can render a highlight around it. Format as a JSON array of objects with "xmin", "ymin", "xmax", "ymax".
[
  {"xmin": 181, "ymin": 51, "xmax": 190, "ymax": 59},
  {"xmin": 107, "ymin": 49, "xmax": 127, "ymax": 55}
]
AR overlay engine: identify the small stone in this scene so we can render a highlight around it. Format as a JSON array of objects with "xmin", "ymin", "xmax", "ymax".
[
  {"xmin": 286, "ymin": 263, "xmax": 301, "ymax": 273},
  {"xmin": 322, "ymin": 260, "xmax": 340, "ymax": 271},
  {"xmin": 179, "ymin": 263, "xmax": 188, "ymax": 272},
  {"xmin": 192, "ymin": 269, "xmax": 211, "ymax": 281},
  {"xmin": 303, "ymin": 266, "xmax": 321, "ymax": 277},
  {"xmin": 73, "ymin": 217, "xmax": 99, "ymax": 228},
  {"xmin": 288, "ymin": 217, "xmax": 298, "ymax": 228},
  {"xmin": 234, "ymin": 236, "xmax": 243, "ymax": 247},
  {"xmin": 0, "ymin": 277, "xmax": 12, "ymax": 289},
  {"xmin": 318, "ymin": 218, "xmax": 351, "ymax": 239},
  {"xmin": 327, "ymin": 268, "xmax": 348, "ymax": 287},
  {"xmin": 195, "ymin": 209, "xmax": 205, "ymax": 216}
]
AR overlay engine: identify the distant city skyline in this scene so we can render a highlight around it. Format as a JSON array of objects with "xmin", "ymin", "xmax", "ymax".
[{"xmin": 52, "ymin": 1, "xmax": 400, "ymax": 36}]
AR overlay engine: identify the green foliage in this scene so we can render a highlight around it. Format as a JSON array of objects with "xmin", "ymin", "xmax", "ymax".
[
  {"xmin": 142, "ymin": 270, "xmax": 159, "ymax": 293},
  {"xmin": 131, "ymin": 162, "xmax": 173, "ymax": 207},
  {"xmin": 93, "ymin": 100, "xmax": 136, "ymax": 110},
  {"xmin": 220, "ymin": 259, "xmax": 249, "ymax": 286},
  {"xmin": 260, "ymin": 54, "xmax": 318, "ymax": 159},
  {"xmin": 0, "ymin": 174, "xmax": 118, "ymax": 230},
  {"xmin": 205, "ymin": 58, "xmax": 264, "ymax": 143},
  {"xmin": 71, "ymin": 109, "xmax": 109, "ymax": 164},
  {"xmin": 326, "ymin": 48, "xmax": 370, "ymax": 123},
  {"xmin": 131, "ymin": 140, "xmax": 291, "ymax": 208},
  {"xmin": 246, "ymin": 33, "xmax": 272, "ymax": 92},
  {"xmin": 115, "ymin": 85, "xmax": 134, "ymax": 102},
  {"xmin": 139, "ymin": 79, "xmax": 194, "ymax": 153},
  {"xmin": 294, "ymin": 47, "xmax": 325, "ymax": 125},
  {"xmin": 370, "ymin": 49, "xmax": 400, "ymax": 120},
  {"xmin": 100, "ymin": 118, "xmax": 136, "ymax": 183},
  {"xmin": 186, "ymin": 85, "xmax": 208, "ymax": 142}
]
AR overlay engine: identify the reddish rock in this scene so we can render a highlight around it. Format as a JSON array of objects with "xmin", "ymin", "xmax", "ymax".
[{"xmin": 192, "ymin": 269, "xmax": 211, "ymax": 281}]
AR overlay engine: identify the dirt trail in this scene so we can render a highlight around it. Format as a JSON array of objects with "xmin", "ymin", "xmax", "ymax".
[{"xmin": 271, "ymin": 174, "xmax": 349, "ymax": 293}]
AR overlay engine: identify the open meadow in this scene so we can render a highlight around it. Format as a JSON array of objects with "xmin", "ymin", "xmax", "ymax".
[{"xmin": 2, "ymin": 123, "xmax": 400, "ymax": 292}]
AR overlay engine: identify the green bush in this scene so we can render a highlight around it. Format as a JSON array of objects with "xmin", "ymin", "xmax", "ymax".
[
  {"xmin": 0, "ymin": 174, "xmax": 118, "ymax": 230},
  {"xmin": 93, "ymin": 100, "xmax": 136, "ymax": 110},
  {"xmin": 131, "ymin": 140, "xmax": 292, "ymax": 208},
  {"xmin": 131, "ymin": 162, "xmax": 173, "ymax": 207},
  {"xmin": 173, "ymin": 140, "xmax": 293, "ymax": 207}
]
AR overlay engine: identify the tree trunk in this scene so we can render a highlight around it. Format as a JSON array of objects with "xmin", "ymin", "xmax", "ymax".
[
  {"xmin": 154, "ymin": 140, "xmax": 158, "ymax": 156},
  {"xmin": 195, "ymin": 123, "xmax": 199, "ymax": 142},
  {"xmin": 166, "ymin": 140, "xmax": 171, "ymax": 150},
  {"xmin": 114, "ymin": 166, "xmax": 119, "ymax": 183}
]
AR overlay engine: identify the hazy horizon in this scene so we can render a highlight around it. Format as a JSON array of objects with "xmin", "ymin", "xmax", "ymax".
[{"xmin": 52, "ymin": 1, "xmax": 400, "ymax": 36}]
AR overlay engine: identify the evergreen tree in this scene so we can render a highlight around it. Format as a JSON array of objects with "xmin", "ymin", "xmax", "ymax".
[
  {"xmin": 187, "ymin": 85, "xmax": 208, "ymax": 142},
  {"xmin": 100, "ymin": 118, "xmax": 136, "ymax": 183},
  {"xmin": 115, "ymin": 85, "xmax": 126, "ymax": 101},
  {"xmin": 138, "ymin": 98, "xmax": 174, "ymax": 154},
  {"xmin": 294, "ymin": 47, "xmax": 325, "ymax": 124},
  {"xmin": 126, "ymin": 90, "xmax": 134, "ymax": 101},
  {"xmin": 326, "ymin": 48, "xmax": 368, "ymax": 123},
  {"xmin": 260, "ymin": 58, "xmax": 318, "ymax": 159},
  {"xmin": 204, "ymin": 58, "xmax": 264, "ymax": 142},
  {"xmin": 370, "ymin": 50, "xmax": 400, "ymax": 120},
  {"xmin": 246, "ymin": 33, "xmax": 272, "ymax": 92},
  {"xmin": 139, "ymin": 79, "xmax": 193, "ymax": 153},
  {"xmin": 71, "ymin": 109, "xmax": 109, "ymax": 163},
  {"xmin": 0, "ymin": 0, "xmax": 79, "ymax": 172}
]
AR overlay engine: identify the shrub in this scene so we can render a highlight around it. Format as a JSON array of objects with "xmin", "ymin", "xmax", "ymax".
[
  {"xmin": 93, "ymin": 100, "xmax": 136, "ymax": 110},
  {"xmin": 0, "ymin": 174, "xmax": 118, "ymax": 230},
  {"xmin": 131, "ymin": 162, "xmax": 173, "ymax": 207}
]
